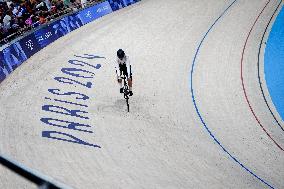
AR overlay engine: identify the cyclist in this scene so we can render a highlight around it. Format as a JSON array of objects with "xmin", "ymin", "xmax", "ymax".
[{"xmin": 115, "ymin": 49, "xmax": 133, "ymax": 96}]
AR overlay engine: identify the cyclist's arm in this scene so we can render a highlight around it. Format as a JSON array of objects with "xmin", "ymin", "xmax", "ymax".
[{"xmin": 115, "ymin": 59, "xmax": 120, "ymax": 78}]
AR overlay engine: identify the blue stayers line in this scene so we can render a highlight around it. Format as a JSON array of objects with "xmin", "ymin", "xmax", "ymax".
[{"xmin": 190, "ymin": 0, "xmax": 275, "ymax": 188}]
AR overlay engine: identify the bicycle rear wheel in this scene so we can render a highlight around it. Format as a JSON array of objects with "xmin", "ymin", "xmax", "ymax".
[{"xmin": 126, "ymin": 98, "xmax": 130, "ymax": 112}]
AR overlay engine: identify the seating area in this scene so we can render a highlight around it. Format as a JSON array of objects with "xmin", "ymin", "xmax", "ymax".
[{"xmin": 0, "ymin": 0, "xmax": 100, "ymax": 45}]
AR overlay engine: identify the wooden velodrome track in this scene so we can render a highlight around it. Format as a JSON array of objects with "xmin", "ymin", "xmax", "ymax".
[{"xmin": 0, "ymin": 0, "xmax": 283, "ymax": 188}]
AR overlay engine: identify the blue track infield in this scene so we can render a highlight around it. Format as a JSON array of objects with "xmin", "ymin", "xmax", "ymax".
[
  {"xmin": 190, "ymin": 0, "xmax": 275, "ymax": 188},
  {"xmin": 265, "ymin": 6, "xmax": 284, "ymax": 122}
]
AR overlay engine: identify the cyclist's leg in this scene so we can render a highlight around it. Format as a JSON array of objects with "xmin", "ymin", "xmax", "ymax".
[
  {"xmin": 127, "ymin": 77, "xmax": 133, "ymax": 96},
  {"xmin": 118, "ymin": 66, "xmax": 123, "ymax": 93},
  {"xmin": 123, "ymin": 67, "xmax": 132, "ymax": 91},
  {"xmin": 127, "ymin": 78, "xmax": 132, "ymax": 90},
  {"xmin": 124, "ymin": 69, "xmax": 133, "ymax": 95}
]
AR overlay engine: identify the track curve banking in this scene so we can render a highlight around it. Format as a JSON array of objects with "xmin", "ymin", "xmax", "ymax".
[{"xmin": 1, "ymin": 0, "xmax": 283, "ymax": 188}]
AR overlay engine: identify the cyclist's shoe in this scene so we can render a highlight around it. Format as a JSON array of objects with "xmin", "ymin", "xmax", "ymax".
[
  {"xmin": 129, "ymin": 91, "xmax": 133, "ymax": 96},
  {"xmin": 120, "ymin": 88, "xmax": 123, "ymax": 93}
]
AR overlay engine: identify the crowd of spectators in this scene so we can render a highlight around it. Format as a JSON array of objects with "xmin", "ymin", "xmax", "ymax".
[{"xmin": 0, "ymin": 0, "xmax": 95, "ymax": 44}]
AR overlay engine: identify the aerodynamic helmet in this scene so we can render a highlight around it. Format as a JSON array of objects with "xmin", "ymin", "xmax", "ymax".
[{"xmin": 117, "ymin": 49, "xmax": 125, "ymax": 60}]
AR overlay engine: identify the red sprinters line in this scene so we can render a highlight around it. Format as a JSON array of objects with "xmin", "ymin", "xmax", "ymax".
[{"xmin": 240, "ymin": 0, "xmax": 284, "ymax": 151}]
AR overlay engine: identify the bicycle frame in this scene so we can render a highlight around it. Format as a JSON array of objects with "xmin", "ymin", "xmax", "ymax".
[
  {"xmin": 121, "ymin": 75, "xmax": 130, "ymax": 112},
  {"xmin": 116, "ymin": 69, "xmax": 130, "ymax": 112}
]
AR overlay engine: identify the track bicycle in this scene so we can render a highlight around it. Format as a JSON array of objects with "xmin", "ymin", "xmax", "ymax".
[{"xmin": 116, "ymin": 65, "xmax": 132, "ymax": 112}]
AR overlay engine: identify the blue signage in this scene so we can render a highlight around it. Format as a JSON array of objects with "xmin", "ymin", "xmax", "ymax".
[
  {"xmin": 0, "ymin": 56, "xmax": 8, "ymax": 82},
  {"xmin": 19, "ymin": 33, "xmax": 41, "ymax": 58},
  {"xmin": 108, "ymin": 0, "xmax": 140, "ymax": 11},
  {"xmin": 34, "ymin": 25, "xmax": 60, "ymax": 48},
  {"xmin": 1, "ymin": 43, "xmax": 27, "ymax": 72},
  {"xmin": 51, "ymin": 14, "xmax": 84, "ymax": 39},
  {"xmin": 0, "ymin": 42, "xmax": 28, "ymax": 82},
  {"xmin": 35, "ymin": 13, "xmax": 83, "ymax": 48},
  {"xmin": 79, "ymin": 1, "xmax": 113, "ymax": 25}
]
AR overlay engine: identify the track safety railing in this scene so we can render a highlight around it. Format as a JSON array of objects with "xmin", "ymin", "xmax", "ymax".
[{"xmin": 0, "ymin": 154, "xmax": 72, "ymax": 189}]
